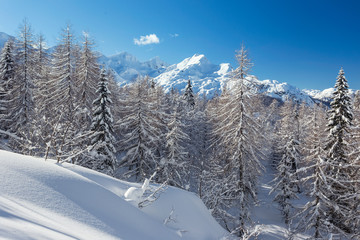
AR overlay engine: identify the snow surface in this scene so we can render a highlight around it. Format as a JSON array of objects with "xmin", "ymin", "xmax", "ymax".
[{"xmin": 0, "ymin": 150, "xmax": 228, "ymax": 240}]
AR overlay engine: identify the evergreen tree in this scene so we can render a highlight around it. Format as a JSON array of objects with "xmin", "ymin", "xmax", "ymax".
[
  {"xmin": 183, "ymin": 79, "xmax": 195, "ymax": 110},
  {"xmin": 0, "ymin": 39, "xmax": 15, "ymax": 132},
  {"xmin": 86, "ymin": 68, "xmax": 116, "ymax": 175},
  {"xmin": 323, "ymin": 68, "xmax": 358, "ymax": 237}
]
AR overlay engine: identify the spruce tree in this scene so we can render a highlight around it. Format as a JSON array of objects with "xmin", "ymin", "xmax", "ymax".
[
  {"xmin": 323, "ymin": 68, "xmax": 357, "ymax": 237},
  {"xmin": 87, "ymin": 68, "xmax": 116, "ymax": 175},
  {"xmin": 183, "ymin": 79, "xmax": 195, "ymax": 110},
  {"xmin": 0, "ymin": 39, "xmax": 15, "ymax": 132}
]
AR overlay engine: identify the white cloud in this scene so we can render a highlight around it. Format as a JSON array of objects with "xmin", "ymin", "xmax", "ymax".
[
  {"xmin": 134, "ymin": 34, "xmax": 160, "ymax": 45},
  {"xmin": 170, "ymin": 33, "xmax": 179, "ymax": 38}
]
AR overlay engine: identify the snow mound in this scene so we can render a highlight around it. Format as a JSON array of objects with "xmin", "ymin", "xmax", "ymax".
[{"xmin": 0, "ymin": 150, "xmax": 228, "ymax": 240}]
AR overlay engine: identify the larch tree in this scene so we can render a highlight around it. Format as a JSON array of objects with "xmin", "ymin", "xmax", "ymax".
[
  {"xmin": 8, "ymin": 20, "xmax": 37, "ymax": 154},
  {"xmin": 158, "ymin": 105, "xmax": 189, "ymax": 188},
  {"xmin": 117, "ymin": 77, "xmax": 161, "ymax": 181},
  {"xmin": 46, "ymin": 25, "xmax": 79, "ymax": 162},
  {"xmin": 295, "ymin": 103, "xmax": 331, "ymax": 239},
  {"xmin": 204, "ymin": 45, "xmax": 263, "ymax": 237},
  {"xmin": 75, "ymin": 32, "xmax": 100, "ymax": 128}
]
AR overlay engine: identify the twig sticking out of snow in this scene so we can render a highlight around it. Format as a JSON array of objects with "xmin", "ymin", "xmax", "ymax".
[{"xmin": 163, "ymin": 206, "xmax": 176, "ymax": 225}]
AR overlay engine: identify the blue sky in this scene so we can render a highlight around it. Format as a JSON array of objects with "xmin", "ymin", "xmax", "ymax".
[{"xmin": 1, "ymin": 0, "xmax": 360, "ymax": 90}]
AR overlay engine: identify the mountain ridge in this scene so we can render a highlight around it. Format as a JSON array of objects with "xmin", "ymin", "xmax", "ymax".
[{"xmin": 1, "ymin": 31, "xmax": 356, "ymax": 103}]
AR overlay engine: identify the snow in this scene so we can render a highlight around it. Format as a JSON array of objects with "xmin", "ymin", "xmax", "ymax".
[
  {"xmin": 0, "ymin": 150, "xmax": 228, "ymax": 240},
  {"xmin": 99, "ymin": 50, "xmax": 350, "ymax": 103},
  {"xmin": 251, "ymin": 159, "xmax": 309, "ymax": 239}
]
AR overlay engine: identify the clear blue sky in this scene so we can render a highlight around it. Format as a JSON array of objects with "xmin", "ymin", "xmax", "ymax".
[{"xmin": 1, "ymin": 0, "xmax": 359, "ymax": 90}]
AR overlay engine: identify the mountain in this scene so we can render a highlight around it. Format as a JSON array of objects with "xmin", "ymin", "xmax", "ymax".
[
  {"xmin": 0, "ymin": 150, "xmax": 229, "ymax": 240},
  {"xmin": 155, "ymin": 54, "xmax": 232, "ymax": 97},
  {"xmin": 98, "ymin": 52, "xmax": 168, "ymax": 85},
  {"xmin": 0, "ymin": 31, "xmax": 355, "ymax": 103},
  {"xmin": 0, "ymin": 32, "xmax": 14, "ymax": 48},
  {"xmin": 103, "ymin": 52, "xmax": 348, "ymax": 103}
]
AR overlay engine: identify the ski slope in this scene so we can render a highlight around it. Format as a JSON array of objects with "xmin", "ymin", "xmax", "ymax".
[{"xmin": 0, "ymin": 150, "xmax": 228, "ymax": 240}]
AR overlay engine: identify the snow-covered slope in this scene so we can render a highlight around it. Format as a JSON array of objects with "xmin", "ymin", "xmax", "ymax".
[
  {"xmin": 103, "ymin": 52, "xmax": 342, "ymax": 103},
  {"xmin": 154, "ymin": 54, "xmax": 232, "ymax": 97},
  {"xmin": 98, "ymin": 52, "xmax": 168, "ymax": 86},
  {"xmin": 0, "ymin": 150, "xmax": 228, "ymax": 240},
  {"xmin": 304, "ymin": 88, "xmax": 356, "ymax": 103}
]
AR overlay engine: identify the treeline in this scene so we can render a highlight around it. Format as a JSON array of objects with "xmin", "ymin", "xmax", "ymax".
[{"xmin": 0, "ymin": 20, "xmax": 359, "ymax": 239}]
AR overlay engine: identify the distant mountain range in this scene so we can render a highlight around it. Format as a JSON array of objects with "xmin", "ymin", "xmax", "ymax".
[{"xmin": 1, "ymin": 31, "xmax": 356, "ymax": 103}]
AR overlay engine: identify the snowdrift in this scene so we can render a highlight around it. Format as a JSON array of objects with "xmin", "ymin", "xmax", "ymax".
[{"xmin": 0, "ymin": 150, "xmax": 228, "ymax": 240}]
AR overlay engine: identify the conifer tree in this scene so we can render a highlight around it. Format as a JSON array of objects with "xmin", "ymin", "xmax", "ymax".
[
  {"xmin": 8, "ymin": 20, "xmax": 37, "ymax": 153},
  {"xmin": 323, "ymin": 68, "xmax": 358, "ymax": 237},
  {"xmin": 183, "ymin": 79, "xmax": 195, "ymax": 110},
  {"xmin": 45, "ymin": 25, "xmax": 78, "ymax": 162},
  {"xmin": 0, "ymin": 39, "xmax": 15, "ymax": 132},
  {"xmin": 204, "ymin": 45, "xmax": 263, "ymax": 236},
  {"xmin": 75, "ymin": 32, "xmax": 100, "ymax": 127},
  {"xmin": 158, "ymin": 105, "xmax": 189, "ymax": 188},
  {"xmin": 117, "ymin": 77, "xmax": 161, "ymax": 181},
  {"xmin": 295, "ymin": 103, "xmax": 332, "ymax": 239},
  {"xmin": 86, "ymin": 68, "xmax": 116, "ymax": 175}
]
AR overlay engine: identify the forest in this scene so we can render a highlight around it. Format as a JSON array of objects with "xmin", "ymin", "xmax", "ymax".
[{"xmin": 0, "ymin": 20, "xmax": 359, "ymax": 239}]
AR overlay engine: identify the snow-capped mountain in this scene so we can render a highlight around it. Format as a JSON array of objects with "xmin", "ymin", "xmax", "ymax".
[
  {"xmin": 103, "ymin": 52, "xmax": 345, "ymax": 103},
  {"xmin": 155, "ymin": 54, "xmax": 232, "ymax": 97},
  {"xmin": 98, "ymin": 52, "xmax": 168, "ymax": 85},
  {"xmin": 0, "ymin": 31, "xmax": 355, "ymax": 103}
]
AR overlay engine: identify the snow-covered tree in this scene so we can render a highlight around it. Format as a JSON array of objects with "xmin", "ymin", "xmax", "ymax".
[
  {"xmin": 49, "ymin": 25, "xmax": 77, "ymax": 122},
  {"xmin": 295, "ymin": 103, "xmax": 332, "ymax": 239},
  {"xmin": 33, "ymin": 34, "xmax": 51, "ymax": 115},
  {"xmin": 75, "ymin": 32, "xmax": 100, "ymax": 128},
  {"xmin": 158, "ymin": 105, "xmax": 189, "ymax": 188},
  {"xmin": 85, "ymin": 68, "xmax": 116, "ymax": 175},
  {"xmin": 271, "ymin": 135, "xmax": 299, "ymax": 225},
  {"xmin": 45, "ymin": 25, "xmax": 79, "ymax": 162},
  {"xmin": 322, "ymin": 68, "xmax": 358, "ymax": 237},
  {"xmin": 0, "ymin": 39, "xmax": 15, "ymax": 132},
  {"xmin": 117, "ymin": 77, "xmax": 161, "ymax": 181},
  {"xmin": 7, "ymin": 20, "xmax": 37, "ymax": 153},
  {"xmin": 204, "ymin": 45, "xmax": 264, "ymax": 236},
  {"xmin": 183, "ymin": 79, "xmax": 195, "ymax": 110}
]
